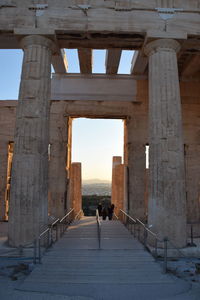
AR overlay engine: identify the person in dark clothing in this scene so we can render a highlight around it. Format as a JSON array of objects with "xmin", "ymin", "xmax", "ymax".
[
  {"xmin": 97, "ymin": 202, "xmax": 102, "ymax": 216},
  {"xmin": 102, "ymin": 205, "xmax": 108, "ymax": 220},
  {"xmin": 108, "ymin": 203, "xmax": 115, "ymax": 220}
]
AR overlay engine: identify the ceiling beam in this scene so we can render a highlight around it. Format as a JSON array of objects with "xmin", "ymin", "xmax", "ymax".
[
  {"xmin": 105, "ymin": 49, "xmax": 122, "ymax": 74},
  {"xmin": 52, "ymin": 49, "xmax": 68, "ymax": 73},
  {"xmin": 181, "ymin": 54, "xmax": 200, "ymax": 78},
  {"xmin": 78, "ymin": 49, "xmax": 93, "ymax": 74},
  {"xmin": 130, "ymin": 51, "xmax": 148, "ymax": 75}
]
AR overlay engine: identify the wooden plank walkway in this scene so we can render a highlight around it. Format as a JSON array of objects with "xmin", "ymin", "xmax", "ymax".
[{"xmin": 16, "ymin": 217, "xmax": 190, "ymax": 300}]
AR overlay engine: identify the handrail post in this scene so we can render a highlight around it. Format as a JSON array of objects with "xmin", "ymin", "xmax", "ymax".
[
  {"xmin": 98, "ymin": 224, "xmax": 101, "ymax": 249},
  {"xmin": 49, "ymin": 228, "xmax": 52, "ymax": 247},
  {"xmin": 163, "ymin": 237, "xmax": 168, "ymax": 273},
  {"xmin": 138, "ymin": 224, "xmax": 140, "ymax": 241},
  {"xmin": 56, "ymin": 223, "xmax": 58, "ymax": 241},
  {"xmin": 33, "ymin": 238, "xmax": 37, "ymax": 264},
  {"xmin": 144, "ymin": 228, "xmax": 147, "ymax": 248},
  {"xmin": 38, "ymin": 237, "xmax": 41, "ymax": 264},
  {"xmin": 155, "ymin": 238, "xmax": 158, "ymax": 259},
  {"xmin": 189, "ymin": 224, "xmax": 197, "ymax": 247},
  {"xmin": 133, "ymin": 222, "xmax": 136, "ymax": 237}
]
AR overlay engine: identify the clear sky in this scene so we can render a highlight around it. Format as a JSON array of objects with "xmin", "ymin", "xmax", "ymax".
[{"xmin": 0, "ymin": 49, "xmax": 134, "ymax": 180}]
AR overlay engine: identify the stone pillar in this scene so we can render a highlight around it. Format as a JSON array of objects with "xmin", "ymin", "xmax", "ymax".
[
  {"xmin": 0, "ymin": 141, "xmax": 8, "ymax": 220},
  {"xmin": 124, "ymin": 117, "xmax": 146, "ymax": 220},
  {"xmin": 111, "ymin": 156, "xmax": 122, "ymax": 210},
  {"xmin": 8, "ymin": 35, "xmax": 55, "ymax": 247},
  {"xmin": 5, "ymin": 142, "xmax": 14, "ymax": 221},
  {"xmin": 111, "ymin": 159, "xmax": 127, "ymax": 215},
  {"xmin": 69, "ymin": 163, "xmax": 82, "ymax": 214},
  {"xmin": 185, "ymin": 145, "xmax": 200, "ymax": 223},
  {"xmin": 66, "ymin": 118, "xmax": 73, "ymax": 211},
  {"xmin": 144, "ymin": 39, "xmax": 187, "ymax": 247},
  {"xmin": 49, "ymin": 103, "xmax": 69, "ymax": 218}
]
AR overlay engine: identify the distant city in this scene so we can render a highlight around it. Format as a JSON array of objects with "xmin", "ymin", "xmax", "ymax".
[{"xmin": 82, "ymin": 179, "xmax": 111, "ymax": 196}]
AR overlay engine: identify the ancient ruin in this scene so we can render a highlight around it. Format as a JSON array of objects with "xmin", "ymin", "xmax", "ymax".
[{"xmin": 0, "ymin": 0, "xmax": 199, "ymax": 249}]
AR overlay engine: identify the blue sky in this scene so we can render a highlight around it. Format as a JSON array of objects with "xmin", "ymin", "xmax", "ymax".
[{"xmin": 0, "ymin": 49, "xmax": 134, "ymax": 180}]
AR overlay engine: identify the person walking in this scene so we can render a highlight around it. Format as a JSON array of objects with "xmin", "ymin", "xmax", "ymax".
[
  {"xmin": 102, "ymin": 205, "xmax": 108, "ymax": 220},
  {"xmin": 108, "ymin": 203, "xmax": 115, "ymax": 220},
  {"xmin": 97, "ymin": 202, "xmax": 102, "ymax": 216}
]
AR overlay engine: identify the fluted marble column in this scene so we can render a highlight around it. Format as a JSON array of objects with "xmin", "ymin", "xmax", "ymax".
[
  {"xmin": 124, "ymin": 117, "xmax": 147, "ymax": 220},
  {"xmin": 144, "ymin": 39, "xmax": 187, "ymax": 247},
  {"xmin": 8, "ymin": 35, "xmax": 55, "ymax": 247},
  {"xmin": 49, "ymin": 103, "xmax": 69, "ymax": 218}
]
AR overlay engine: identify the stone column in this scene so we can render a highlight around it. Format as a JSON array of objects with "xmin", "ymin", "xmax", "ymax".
[
  {"xmin": 144, "ymin": 39, "xmax": 187, "ymax": 247},
  {"xmin": 66, "ymin": 118, "xmax": 73, "ymax": 211},
  {"xmin": 111, "ymin": 156, "xmax": 122, "ymax": 210},
  {"xmin": 8, "ymin": 35, "xmax": 55, "ymax": 247},
  {"xmin": 111, "ymin": 160, "xmax": 127, "ymax": 215},
  {"xmin": 49, "ymin": 103, "xmax": 69, "ymax": 218},
  {"xmin": 69, "ymin": 163, "xmax": 82, "ymax": 214},
  {"xmin": 0, "ymin": 141, "xmax": 8, "ymax": 220},
  {"xmin": 124, "ymin": 117, "xmax": 147, "ymax": 220},
  {"xmin": 185, "ymin": 145, "xmax": 200, "ymax": 224}
]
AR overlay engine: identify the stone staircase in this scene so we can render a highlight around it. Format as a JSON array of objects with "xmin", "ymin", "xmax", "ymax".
[{"xmin": 16, "ymin": 217, "xmax": 190, "ymax": 300}]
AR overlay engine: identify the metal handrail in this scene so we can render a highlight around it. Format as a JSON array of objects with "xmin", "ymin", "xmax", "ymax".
[
  {"xmin": 120, "ymin": 209, "xmax": 137, "ymax": 224},
  {"xmin": 59, "ymin": 208, "xmax": 75, "ymax": 236},
  {"xmin": 113, "ymin": 213, "xmax": 119, "ymax": 220},
  {"xmin": 136, "ymin": 218, "xmax": 158, "ymax": 239},
  {"xmin": 96, "ymin": 209, "xmax": 101, "ymax": 249},
  {"xmin": 74, "ymin": 209, "xmax": 83, "ymax": 220},
  {"xmin": 34, "ymin": 208, "xmax": 75, "ymax": 264},
  {"xmin": 119, "ymin": 209, "xmax": 168, "ymax": 273},
  {"xmin": 60, "ymin": 208, "xmax": 74, "ymax": 223},
  {"xmin": 51, "ymin": 218, "xmax": 60, "ymax": 227}
]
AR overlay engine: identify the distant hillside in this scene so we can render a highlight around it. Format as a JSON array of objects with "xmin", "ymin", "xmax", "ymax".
[
  {"xmin": 83, "ymin": 179, "xmax": 111, "ymax": 184},
  {"xmin": 82, "ymin": 180, "xmax": 111, "ymax": 196}
]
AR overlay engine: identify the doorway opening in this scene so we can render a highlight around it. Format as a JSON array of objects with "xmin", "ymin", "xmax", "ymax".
[{"xmin": 71, "ymin": 118, "xmax": 124, "ymax": 216}]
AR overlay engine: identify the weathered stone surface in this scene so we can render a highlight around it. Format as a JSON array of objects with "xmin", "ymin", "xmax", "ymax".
[
  {"xmin": 145, "ymin": 39, "xmax": 187, "ymax": 248},
  {"xmin": 111, "ymin": 158, "xmax": 127, "ymax": 215},
  {"xmin": 124, "ymin": 114, "xmax": 147, "ymax": 220},
  {"xmin": 51, "ymin": 74, "xmax": 139, "ymax": 102},
  {"xmin": 0, "ymin": 141, "xmax": 8, "ymax": 220},
  {"xmin": 78, "ymin": 49, "xmax": 93, "ymax": 74},
  {"xmin": 69, "ymin": 162, "xmax": 82, "ymax": 214},
  {"xmin": 8, "ymin": 35, "xmax": 55, "ymax": 247},
  {"xmin": 48, "ymin": 102, "xmax": 69, "ymax": 218},
  {"xmin": 111, "ymin": 156, "xmax": 122, "ymax": 213}
]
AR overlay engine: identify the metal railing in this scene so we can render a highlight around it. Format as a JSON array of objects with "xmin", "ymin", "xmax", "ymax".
[
  {"xmin": 59, "ymin": 208, "xmax": 75, "ymax": 236},
  {"xmin": 34, "ymin": 208, "xmax": 78, "ymax": 264},
  {"xmin": 74, "ymin": 209, "xmax": 84, "ymax": 220},
  {"xmin": 96, "ymin": 209, "xmax": 101, "ymax": 249},
  {"xmin": 119, "ymin": 209, "xmax": 168, "ymax": 273}
]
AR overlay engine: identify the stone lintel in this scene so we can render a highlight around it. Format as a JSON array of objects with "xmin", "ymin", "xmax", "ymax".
[
  {"xmin": 146, "ymin": 30, "xmax": 187, "ymax": 42},
  {"xmin": 14, "ymin": 28, "xmax": 55, "ymax": 36},
  {"xmin": 51, "ymin": 74, "xmax": 140, "ymax": 102}
]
